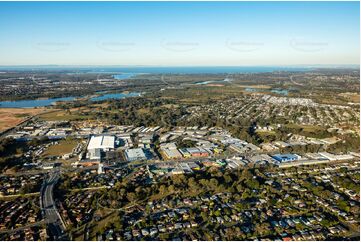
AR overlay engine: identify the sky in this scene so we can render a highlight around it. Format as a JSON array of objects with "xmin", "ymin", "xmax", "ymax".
[{"xmin": 0, "ymin": 1, "xmax": 359, "ymax": 66}]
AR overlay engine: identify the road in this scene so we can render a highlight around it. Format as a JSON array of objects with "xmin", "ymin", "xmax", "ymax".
[
  {"xmin": 40, "ymin": 171, "xmax": 68, "ymax": 240},
  {"xmin": 290, "ymin": 75, "xmax": 304, "ymax": 86}
]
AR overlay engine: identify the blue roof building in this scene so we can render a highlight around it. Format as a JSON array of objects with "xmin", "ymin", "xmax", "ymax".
[{"xmin": 271, "ymin": 154, "xmax": 299, "ymax": 163}]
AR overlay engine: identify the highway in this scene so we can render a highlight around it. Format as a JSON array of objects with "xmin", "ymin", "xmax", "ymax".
[{"xmin": 40, "ymin": 171, "xmax": 68, "ymax": 240}]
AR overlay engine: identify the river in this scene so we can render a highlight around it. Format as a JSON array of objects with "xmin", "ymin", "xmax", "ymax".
[{"xmin": 0, "ymin": 92, "xmax": 141, "ymax": 108}]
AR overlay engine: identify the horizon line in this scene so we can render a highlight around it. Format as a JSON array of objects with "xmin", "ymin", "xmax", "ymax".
[{"xmin": 0, "ymin": 64, "xmax": 359, "ymax": 68}]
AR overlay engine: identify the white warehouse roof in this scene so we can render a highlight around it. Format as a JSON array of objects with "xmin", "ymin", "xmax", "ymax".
[{"xmin": 87, "ymin": 135, "xmax": 115, "ymax": 151}]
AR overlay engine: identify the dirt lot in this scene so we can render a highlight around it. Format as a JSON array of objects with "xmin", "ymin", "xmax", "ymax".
[{"xmin": 0, "ymin": 108, "xmax": 45, "ymax": 132}]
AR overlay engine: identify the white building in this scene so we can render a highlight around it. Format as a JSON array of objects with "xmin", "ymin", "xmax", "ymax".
[
  {"xmin": 87, "ymin": 135, "xmax": 115, "ymax": 151},
  {"xmin": 86, "ymin": 135, "xmax": 115, "ymax": 161}
]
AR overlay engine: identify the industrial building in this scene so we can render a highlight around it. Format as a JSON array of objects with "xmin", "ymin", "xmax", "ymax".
[
  {"xmin": 87, "ymin": 135, "xmax": 115, "ymax": 151},
  {"xmin": 305, "ymin": 153, "xmax": 329, "ymax": 160},
  {"xmin": 179, "ymin": 147, "xmax": 209, "ymax": 158},
  {"xmin": 160, "ymin": 143, "xmax": 183, "ymax": 159},
  {"xmin": 138, "ymin": 134, "xmax": 154, "ymax": 144},
  {"xmin": 125, "ymin": 148, "xmax": 152, "ymax": 162},
  {"xmin": 88, "ymin": 148, "xmax": 101, "ymax": 160},
  {"xmin": 271, "ymin": 154, "xmax": 300, "ymax": 163},
  {"xmin": 319, "ymin": 152, "xmax": 354, "ymax": 161},
  {"xmin": 86, "ymin": 135, "xmax": 115, "ymax": 161},
  {"xmin": 249, "ymin": 154, "xmax": 276, "ymax": 164}
]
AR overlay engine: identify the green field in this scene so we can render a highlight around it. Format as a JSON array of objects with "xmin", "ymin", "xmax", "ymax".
[
  {"xmin": 38, "ymin": 110, "xmax": 90, "ymax": 121},
  {"xmin": 43, "ymin": 139, "xmax": 79, "ymax": 157}
]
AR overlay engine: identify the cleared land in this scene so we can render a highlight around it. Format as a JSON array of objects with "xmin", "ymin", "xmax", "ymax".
[{"xmin": 0, "ymin": 108, "xmax": 45, "ymax": 132}]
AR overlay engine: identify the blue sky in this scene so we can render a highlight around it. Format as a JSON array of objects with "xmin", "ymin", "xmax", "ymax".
[{"xmin": 0, "ymin": 1, "xmax": 359, "ymax": 66}]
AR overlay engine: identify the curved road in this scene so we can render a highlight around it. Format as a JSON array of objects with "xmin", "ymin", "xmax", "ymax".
[{"xmin": 290, "ymin": 75, "xmax": 304, "ymax": 86}]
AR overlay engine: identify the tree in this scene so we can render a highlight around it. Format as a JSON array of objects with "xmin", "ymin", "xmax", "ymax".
[
  {"xmin": 167, "ymin": 184, "xmax": 175, "ymax": 194},
  {"xmin": 126, "ymin": 192, "xmax": 137, "ymax": 202},
  {"xmin": 158, "ymin": 185, "xmax": 167, "ymax": 195}
]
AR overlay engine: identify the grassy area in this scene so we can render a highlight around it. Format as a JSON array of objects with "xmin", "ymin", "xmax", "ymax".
[
  {"xmin": 137, "ymin": 108, "xmax": 151, "ymax": 114},
  {"xmin": 285, "ymin": 124, "xmax": 325, "ymax": 132},
  {"xmin": 42, "ymin": 139, "xmax": 79, "ymax": 157},
  {"xmin": 300, "ymin": 125, "xmax": 325, "ymax": 133},
  {"xmin": 255, "ymin": 130, "xmax": 276, "ymax": 135},
  {"xmin": 38, "ymin": 110, "xmax": 90, "ymax": 121},
  {"xmin": 256, "ymin": 130, "xmax": 277, "ymax": 140}
]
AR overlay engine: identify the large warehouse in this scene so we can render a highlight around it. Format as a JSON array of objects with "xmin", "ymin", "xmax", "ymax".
[
  {"xmin": 87, "ymin": 135, "xmax": 115, "ymax": 151},
  {"xmin": 86, "ymin": 135, "xmax": 115, "ymax": 160}
]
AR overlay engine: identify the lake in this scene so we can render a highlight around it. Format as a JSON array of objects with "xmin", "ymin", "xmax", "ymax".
[
  {"xmin": 0, "ymin": 92, "xmax": 141, "ymax": 108},
  {"xmin": 0, "ymin": 97, "xmax": 77, "ymax": 108}
]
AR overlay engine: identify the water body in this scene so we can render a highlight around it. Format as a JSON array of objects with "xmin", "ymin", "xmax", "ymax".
[
  {"xmin": 112, "ymin": 73, "xmax": 138, "ymax": 80},
  {"xmin": 0, "ymin": 97, "xmax": 77, "ymax": 108},
  {"xmin": 90, "ymin": 92, "xmax": 141, "ymax": 101},
  {"xmin": 270, "ymin": 89, "xmax": 289, "ymax": 95},
  {"xmin": 0, "ymin": 92, "xmax": 141, "ymax": 108},
  {"xmin": 244, "ymin": 88, "xmax": 289, "ymax": 96}
]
